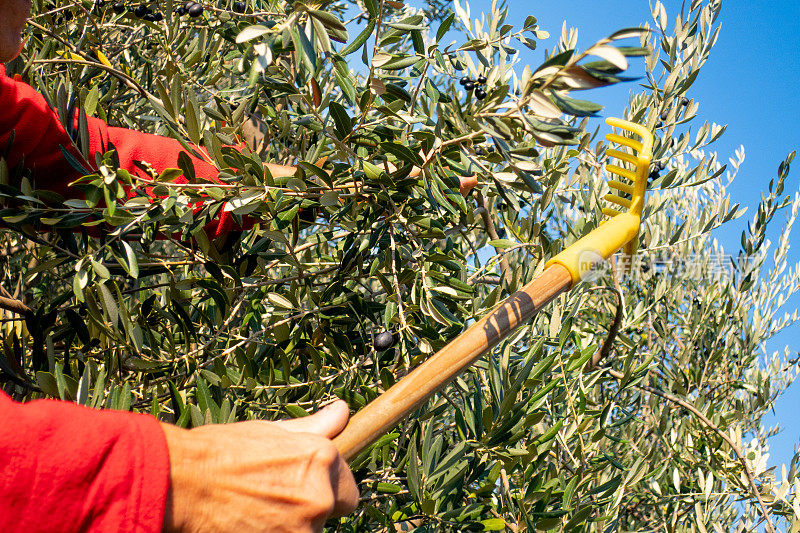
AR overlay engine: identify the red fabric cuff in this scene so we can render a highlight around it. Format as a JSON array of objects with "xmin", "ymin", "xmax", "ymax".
[{"xmin": 0, "ymin": 391, "xmax": 170, "ymax": 533}]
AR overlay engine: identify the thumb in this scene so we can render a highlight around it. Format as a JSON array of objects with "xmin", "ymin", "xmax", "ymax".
[{"xmin": 277, "ymin": 400, "xmax": 350, "ymax": 438}]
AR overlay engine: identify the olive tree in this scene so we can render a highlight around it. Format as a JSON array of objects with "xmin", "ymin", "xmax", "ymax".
[{"xmin": 2, "ymin": 0, "xmax": 799, "ymax": 530}]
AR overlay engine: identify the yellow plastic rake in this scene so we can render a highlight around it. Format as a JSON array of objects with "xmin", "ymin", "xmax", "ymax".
[{"xmin": 333, "ymin": 118, "xmax": 654, "ymax": 461}]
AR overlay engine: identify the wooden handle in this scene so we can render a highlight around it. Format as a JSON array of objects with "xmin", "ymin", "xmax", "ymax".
[{"xmin": 334, "ymin": 263, "xmax": 573, "ymax": 461}]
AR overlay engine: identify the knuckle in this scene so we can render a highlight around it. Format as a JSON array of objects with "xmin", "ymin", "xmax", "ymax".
[
  {"xmin": 310, "ymin": 439, "xmax": 339, "ymax": 468},
  {"xmin": 299, "ymin": 441, "xmax": 339, "ymax": 520}
]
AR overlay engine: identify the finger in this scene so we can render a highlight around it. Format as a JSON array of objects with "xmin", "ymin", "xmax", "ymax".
[
  {"xmin": 329, "ymin": 455, "xmax": 359, "ymax": 517},
  {"xmin": 277, "ymin": 400, "xmax": 350, "ymax": 438},
  {"xmin": 459, "ymin": 175, "xmax": 478, "ymax": 195}
]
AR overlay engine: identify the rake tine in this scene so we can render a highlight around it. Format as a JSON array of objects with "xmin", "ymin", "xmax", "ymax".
[
  {"xmin": 605, "ymin": 133, "xmax": 643, "ymax": 152},
  {"xmin": 608, "ymin": 179, "xmax": 634, "ymax": 195},
  {"xmin": 607, "ymin": 148, "xmax": 638, "ymax": 166},
  {"xmin": 607, "ymin": 164, "xmax": 638, "ymax": 182},
  {"xmin": 604, "ymin": 194, "xmax": 632, "ymax": 208},
  {"xmin": 602, "ymin": 207, "xmax": 623, "ymax": 217},
  {"xmin": 606, "ymin": 116, "xmax": 650, "ymax": 137}
]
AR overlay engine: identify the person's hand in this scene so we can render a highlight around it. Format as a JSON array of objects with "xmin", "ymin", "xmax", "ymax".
[{"xmin": 161, "ymin": 400, "xmax": 359, "ymax": 533}]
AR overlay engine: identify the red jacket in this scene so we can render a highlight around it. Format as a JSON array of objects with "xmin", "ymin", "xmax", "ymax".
[
  {"xmin": 0, "ymin": 65, "xmax": 233, "ymax": 531},
  {"xmin": 0, "ymin": 390, "xmax": 169, "ymax": 532}
]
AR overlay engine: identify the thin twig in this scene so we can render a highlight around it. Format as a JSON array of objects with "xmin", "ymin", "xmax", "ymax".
[
  {"xmin": 584, "ymin": 284, "xmax": 624, "ymax": 371},
  {"xmin": 605, "ymin": 368, "xmax": 777, "ymax": 533},
  {"xmin": 388, "ymin": 226, "xmax": 408, "ymax": 331},
  {"xmin": 476, "ymin": 191, "xmax": 513, "ymax": 285},
  {"xmin": 0, "ymin": 296, "xmax": 30, "ymax": 315}
]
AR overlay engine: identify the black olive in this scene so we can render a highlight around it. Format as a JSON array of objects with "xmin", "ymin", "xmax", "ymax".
[
  {"xmin": 184, "ymin": 1, "xmax": 196, "ymax": 10},
  {"xmin": 475, "ymin": 87, "xmax": 486, "ymax": 100},
  {"xmin": 142, "ymin": 12, "xmax": 157, "ymax": 21},
  {"xmin": 374, "ymin": 331, "xmax": 398, "ymax": 351},
  {"xmin": 656, "ymin": 160, "xmax": 666, "ymax": 171},
  {"xmin": 298, "ymin": 206, "xmax": 318, "ymax": 227},
  {"xmin": 188, "ymin": 3, "xmax": 204, "ymax": 17},
  {"xmin": 476, "ymin": 75, "xmax": 486, "ymax": 85},
  {"xmin": 233, "ymin": 1, "xmax": 246, "ymax": 13},
  {"xmin": 655, "ymin": 120, "xmax": 663, "ymax": 128},
  {"xmin": 176, "ymin": 6, "xmax": 186, "ymax": 15},
  {"xmin": 496, "ymin": 227, "xmax": 506, "ymax": 238},
  {"xmin": 112, "ymin": 1, "xmax": 125, "ymax": 13},
  {"xmin": 133, "ymin": 5, "xmax": 148, "ymax": 17},
  {"xmin": 660, "ymin": 109, "xmax": 669, "ymax": 121},
  {"xmin": 459, "ymin": 76, "xmax": 471, "ymax": 86},
  {"xmin": 463, "ymin": 80, "xmax": 474, "ymax": 90},
  {"xmin": 680, "ymin": 96, "xmax": 689, "ymax": 106}
]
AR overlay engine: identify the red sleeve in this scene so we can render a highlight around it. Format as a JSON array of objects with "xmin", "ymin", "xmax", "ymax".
[
  {"xmin": 0, "ymin": 64, "xmax": 237, "ymax": 238},
  {"xmin": 0, "ymin": 390, "xmax": 169, "ymax": 533}
]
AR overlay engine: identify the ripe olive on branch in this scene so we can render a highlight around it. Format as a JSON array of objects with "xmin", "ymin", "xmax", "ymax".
[
  {"xmin": 373, "ymin": 332, "xmax": 399, "ymax": 351},
  {"xmin": 184, "ymin": 1, "xmax": 204, "ymax": 17}
]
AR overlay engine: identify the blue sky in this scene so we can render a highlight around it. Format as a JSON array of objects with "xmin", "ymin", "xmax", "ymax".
[{"xmin": 453, "ymin": 0, "xmax": 800, "ymax": 470}]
